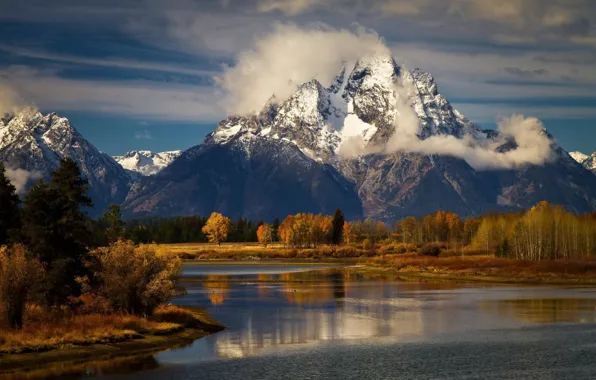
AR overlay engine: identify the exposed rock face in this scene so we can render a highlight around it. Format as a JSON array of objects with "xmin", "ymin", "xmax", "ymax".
[{"xmin": 0, "ymin": 107, "xmax": 132, "ymax": 215}]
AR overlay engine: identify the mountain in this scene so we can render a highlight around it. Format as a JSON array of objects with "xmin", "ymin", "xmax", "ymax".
[
  {"xmin": 113, "ymin": 150, "xmax": 181, "ymax": 176},
  {"xmin": 123, "ymin": 54, "xmax": 596, "ymax": 220},
  {"xmin": 570, "ymin": 151, "xmax": 596, "ymax": 174},
  {"xmin": 123, "ymin": 136, "xmax": 363, "ymax": 220},
  {"xmin": 0, "ymin": 107, "xmax": 132, "ymax": 215}
]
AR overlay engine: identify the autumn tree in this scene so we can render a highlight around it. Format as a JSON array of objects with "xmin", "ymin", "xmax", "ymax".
[
  {"xmin": 343, "ymin": 221, "xmax": 355, "ymax": 245},
  {"xmin": 257, "ymin": 223, "xmax": 273, "ymax": 247},
  {"xmin": 400, "ymin": 216, "xmax": 418, "ymax": 244},
  {"xmin": 0, "ymin": 163, "xmax": 21, "ymax": 246},
  {"xmin": 202, "ymin": 212, "xmax": 231, "ymax": 246},
  {"xmin": 0, "ymin": 245, "xmax": 43, "ymax": 329},
  {"xmin": 331, "ymin": 208, "xmax": 345, "ymax": 245},
  {"xmin": 84, "ymin": 240, "xmax": 181, "ymax": 316}
]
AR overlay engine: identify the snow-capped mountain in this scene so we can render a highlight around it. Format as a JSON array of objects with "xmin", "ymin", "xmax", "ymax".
[
  {"xmin": 113, "ymin": 150, "xmax": 181, "ymax": 176},
  {"xmin": 570, "ymin": 151, "xmax": 596, "ymax": 174},
  {"xmin": 123, "ymin": 53, "xmax": 596, "ymax": 220},
  {"xmin": 208, "ymin": 55, "xmax": 491, "ymax": 163},
  {"xmin": 0, "ymin": 107, "xmax": 132, "ymax": 215}
]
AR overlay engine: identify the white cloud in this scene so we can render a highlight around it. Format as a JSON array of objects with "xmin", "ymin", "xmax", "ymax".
[
  {"xmin": 0, "ymin": 85, "xmax": 25, "ymax": 115},
  {"xmin": 217, "ymin": 24, "xmax": 390, "ymax": 115},
  {"xmin": 134, "ymin": 129, "xmax": 153, "ymax": 140},
  {"xmin": 5, "ymin": 168, "xmax": 40, "ymax": 194},
  {"xmin": 340, "ymin": 80, "xmax": 554, "ymax": 170}
]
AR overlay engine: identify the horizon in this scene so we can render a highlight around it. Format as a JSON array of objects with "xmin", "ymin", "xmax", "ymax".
[{"xmin": 1, "ymin": 0, "xmax": 595, "ymax": 156}]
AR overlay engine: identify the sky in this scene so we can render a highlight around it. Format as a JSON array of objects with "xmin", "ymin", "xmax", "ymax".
[{"xmin": 1, "ymin": 0, "xmax": 595, "ymax": 156}]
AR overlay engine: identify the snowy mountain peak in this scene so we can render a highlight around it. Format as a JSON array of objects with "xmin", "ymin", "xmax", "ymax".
[
  {"xmin": 0, "ymin": 107, "xmax": 131, "ymax": 213},
  {"xmin": 570, "ymin": 151, "xmax": 596, "ymax": 174},
  {"xmin": 207, "ymin": 53, "xmax": 493, "ymax": 164},
  {"xmin": 113, "ymin": 150, "xmax": 182, "ymax": 176},
  {"xmin": 570, "ymin": 151, "xmax": 589, "ymax": 163}
]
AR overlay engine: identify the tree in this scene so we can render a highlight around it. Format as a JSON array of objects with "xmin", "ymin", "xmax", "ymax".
[
  {"xmin": 22, "ymin": 159, "xmax": 93, "ymax": 306},
  {"xmin": 102, "ymin": 204, "xmax": 125, "ymax": 243},
  {"xmin": 202, "ymin": 212, "xmax": 231, "ymax": 245},
  {"xmin": 0, "ymin": 244, "xmax": 43, "ymax": 329},
  {"xmin": 401, "ymin": 216, "xmax": 418, "ymax": 244},
  {"xmin": 343, "ymin": 221, "xmax": 355, "ymax": 245},
  {"xmin": 0, "ymin": 163, "xmax": 21, "ymax": 246},
  {"xmin": 331, "ymin": 208, "xmax": 345, "ymax": 245},
  {"xmin": 85, "ymin": 240, "xmax": 181, "ymax": 316},
  {"xmin": 257, "ymin": 224, "xmax": 273, "ymax": 247}
]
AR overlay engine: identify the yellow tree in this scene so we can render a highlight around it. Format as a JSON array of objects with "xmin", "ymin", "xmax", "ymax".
[
  {"xmin": 202, "ymin": 212, "xmax": 232, "ymax": 246},
  {"xmin": 343, "ymin": 222, "xmax": 355, "ymax": 245},
  {"xmin": 257, "ymin": 224, "xmax": 273, "ymax": 247}
]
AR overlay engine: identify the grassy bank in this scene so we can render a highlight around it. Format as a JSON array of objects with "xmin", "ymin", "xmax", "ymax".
[
  {"xmin": 166, "ymin": 242, "xmax": 375, "ymax": 260},
  {"xmin": 365, "ymin": 254, "xmax": 596, "ymax": 284},
  {"xmin": 0, "ymin": 305, "xmax": 224, "ymax": 375}
]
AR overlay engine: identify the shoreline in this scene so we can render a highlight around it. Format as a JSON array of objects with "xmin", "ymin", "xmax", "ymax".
[
  {"xmin": 181, "ymin": 257, "xmax": 596, "ymax": 286},
  {"xmin": 351, "ymin": 265, "xmax": 596, "ymax": 286},
  {"xmin": 0, "ymin": 309, "xmax": 224, "ymax": 377}
]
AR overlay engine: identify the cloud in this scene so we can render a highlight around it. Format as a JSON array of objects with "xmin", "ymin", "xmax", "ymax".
[
  {"xmin": 0, "ymin": 85, "xmax": 25, "ymax": 115},
  {"xmin": 340, "ymin": 80, "xmax": 554, "ymax": 170},
  {"xmin": 134, "ymin": 129, "xmax": 154, "ymax": 140},
  {"xmin": 0, "ymin": 45, "xmax": 218, "ymax": 77},
  {"xmin": 257, "ymin": 0, "xmax": 326, "ymax": 15},
  {"xmin": 217, "ymin": 24, "xmax": 390, "ymax": 115},
  {"xmin": 5, "ymin": 168, "xmax": 40, "ymax": 194},
  {"xmin": 503, "ymin": 67, "xmax": 548, "ymax": 78},
  {"xmin": 1, "ymin": 66, "xmax": 225, "ymax": 122}
]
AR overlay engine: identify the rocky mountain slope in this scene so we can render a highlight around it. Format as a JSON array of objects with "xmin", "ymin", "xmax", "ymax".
[
  {"xmin": 570, "ymin": 151, "xmax": 596, "ymax": 174},
  {"xmin": 0, "ymin": 107, "xmax": 132, "ymax": 215},
  {"xmin": 113, "ymin": 150, "xmax": 181, "ymax": 176},
  {"xmin": 123, "ymin": 53, "xmax": 596, "ymax": 220}
]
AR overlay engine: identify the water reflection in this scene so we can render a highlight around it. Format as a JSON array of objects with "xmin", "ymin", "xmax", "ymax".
[
  {"xmin": 6, "ymin": 265, "xmax": 596, "ymax": 380},
  {"xmin": 484, "ymin": 298, "xmax": 596, "ymax": 324}
]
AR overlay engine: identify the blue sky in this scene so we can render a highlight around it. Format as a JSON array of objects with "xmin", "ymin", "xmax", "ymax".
[{"xmin": 1, "ymin": 0, "xmax": 595, "ymax": 155}]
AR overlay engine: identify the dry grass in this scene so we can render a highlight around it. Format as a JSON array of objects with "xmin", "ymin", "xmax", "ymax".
[
  {"xmin": 0, "ymin": 305, "xmax": 198, "ymax": 355},
  {"xmin": 368, "ymin": 254, "xmax": 596, "ymax": 281},
  {"xmin": 165, "ymin": 242, "xmax": 373, "ymax": 260}
]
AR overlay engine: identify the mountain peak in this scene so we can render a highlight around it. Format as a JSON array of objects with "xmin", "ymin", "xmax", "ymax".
[{"xmin": 113, "ymin": 150, "xmax": 182, "ymax": 176}]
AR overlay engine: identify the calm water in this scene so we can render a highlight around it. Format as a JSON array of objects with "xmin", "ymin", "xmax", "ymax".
[{"xmin": 12, "ymin": 263, "xmax": 596, "ymax": 379}]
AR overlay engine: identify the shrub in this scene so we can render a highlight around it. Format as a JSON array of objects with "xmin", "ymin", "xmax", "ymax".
[
  {"xmin": 0, "ymin": 245, "xmax": 43, "ymax": 329},
  {"xmin": 334, "ymin": 246, "xmax": 360, "ymax": 257},
  {"xmin": 417, "ymin": 243, "xmax": 446, "ymax": 257},
  {"xmin": 362, "ymin": 239, "xmax": 374, "ymax": 250},
  {"xmin": 86, "ymin": 240, "xmax": 182, "ymax": 316}
]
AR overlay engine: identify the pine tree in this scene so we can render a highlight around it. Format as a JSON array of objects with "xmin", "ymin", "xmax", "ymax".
[
  {"xmin": 331, "ymin": 208, "xmax": 345, "ymax": 245},
  {"xmin": 0, "ymin": 163, "xmax": 21, "ymax": 246},
  {"xmin": 22, "ymin": 159, "xmax": 93, "ymax": 306},
  {"xmin": 102, "ymin": 204, "xmax": 125, "ymax": 243}
]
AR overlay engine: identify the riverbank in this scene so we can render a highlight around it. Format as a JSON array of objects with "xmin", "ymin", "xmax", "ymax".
[
  {"xmin": 0, "ymin": 305, "xmax": 224, "ymax": 376},
  {"xmin": 363, "ymin": 254, "xmax": 596, "ymax": 285}
]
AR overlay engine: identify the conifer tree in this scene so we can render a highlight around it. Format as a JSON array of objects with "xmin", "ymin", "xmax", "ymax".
[
  {"xmin": 0, "ymin": 163, "xmax": 21, "ymax": 246},
  {"xmin": 331, "ymin": 208, "xmax": 345, "ymax": 245},
  {"xmin": 22, "ymin": 158, "xmax": 93, "ymax": 306}
]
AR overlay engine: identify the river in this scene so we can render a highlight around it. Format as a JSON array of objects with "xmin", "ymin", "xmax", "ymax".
[{"xmin": 20, "ymin": 263, "xmax": 596, "ymax": 379}]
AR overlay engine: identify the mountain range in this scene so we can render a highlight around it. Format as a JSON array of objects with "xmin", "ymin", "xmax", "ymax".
[{"xmin": 3, "ymin": 53, "xmax": 596, "ymax": 221}]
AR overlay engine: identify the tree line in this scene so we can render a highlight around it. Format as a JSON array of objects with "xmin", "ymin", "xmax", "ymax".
[{"xmin": 0, "ymin": 161, "xmax": 180, "ymax": 330}]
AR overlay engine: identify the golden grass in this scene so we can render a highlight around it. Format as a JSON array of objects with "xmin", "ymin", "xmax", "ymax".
[
  {"xmin": 0, "ymin": 305, "xmax": 200, "ymax": 355},
  {"xmin": 164, "ymin": 242, "xmax": 373, "ymax": 260},
  {"xmin": 368, "ymin": 254, "xmax": 596, "ymax": 281}
]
